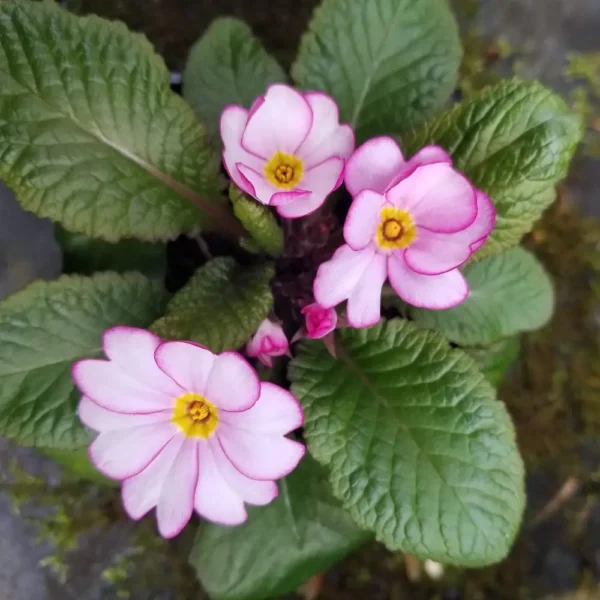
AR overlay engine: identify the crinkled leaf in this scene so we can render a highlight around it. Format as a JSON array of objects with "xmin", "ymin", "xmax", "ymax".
[
  {"xmin": 404, "ymin": 79, "xmax": 583, "ymax": 259},
  {"xmin": 464, "ymin": 338, "xmax": 521, "ymax": 388},
  {"xmin": 0, "ymin": 0, "xmax": 232, "ymax": 242},
  {"xmin": 183, "ymin": 17, "xmax": 286, "ymax": 144},
  {"xmin": 151, "ymin": 257, "xmax": 273, "ymax": 353},
  {"xmin": 411, "ymin": 248, "xmax": 554, "ymax": 346},
  {"xmin": 0, "ymin": 272, "xmax": 168, "ymax": 448},
  {"xmin": 55, "ymin": 226, "xmax": 166, "ymax": 278},
  {"xmin": 292, "ymin": 0, "xmax": 461, "ymax": 142},
  {"xmin": 190, "ymin": 457, "xmax": 369, "ymax": 600},
  {"xmin": 290, "ymin": 319, "xmax": 525, "ymax": 566},
  {"xmin": 229, "ymin": 185, "xmax": 284, "ymax": 257}
]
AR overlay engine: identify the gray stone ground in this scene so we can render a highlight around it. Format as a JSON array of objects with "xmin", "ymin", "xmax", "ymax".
[
  {"xmin": 0, "ymin": 191, "xmax": 62, "ymax": 600},
  {"xmin": 0, "ymin": 0, "xmax": 598, "ymax": 598}
]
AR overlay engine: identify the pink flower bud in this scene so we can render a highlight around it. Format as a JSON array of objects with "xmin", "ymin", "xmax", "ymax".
[
  {"xmin": 246, "ymin": 319, "xmax": 290, "ymax": 367},
  {"xmin": 302, "ymin": 303, "xmax": 338, "ymax": 339}
]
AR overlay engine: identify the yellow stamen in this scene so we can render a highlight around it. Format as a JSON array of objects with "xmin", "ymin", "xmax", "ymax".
[
  {"xmin": 171, "ymin": 393, "xmax": 219, "ymax": 439},
  {"xmin": 376, "ymin": 206, "xmax": 417, "ymax": 250},
  {"xmin": 264, "ymin": 151, "xmax": 304, "ymax": 189}
]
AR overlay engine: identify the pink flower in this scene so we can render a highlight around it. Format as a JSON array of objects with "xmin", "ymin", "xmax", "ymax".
[
  {"xmin": 72, "ymin": 327, "xmax": 305, "ymax": 538},
  {"xmin": 314, "ymin": 137, "xmax": 496, "ymax": 327},
  {"xmin": 220, "ymin": 84, "xmax": 354, "ymax": 219},
  {"xmin": 302, "ymin": 303, "xmax": 337, "ymax": 339},
  {"xmin": 246, "ymin": 319, "xmax": 289, "ymax": 367}
]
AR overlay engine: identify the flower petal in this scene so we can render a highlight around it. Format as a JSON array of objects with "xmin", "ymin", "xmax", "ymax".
[
  {"xmin": 157, "ymin": 438, "xmax": 199, "ymax": 538},
  {"xmin": 195, "ymin": 441, "xmax": 248, "ymax": 525},
  {"xmin": 386, "ymin": 145, "xmax": 452, "ymax": 190},
  {"xmin": 206, "ymin": 352, "xmax": 260, "ymax": 412},
  {"xmin": 78, "ymin": 396, "xmax": 170, "ymax": 432},
  {"xmin": 218, "ymin": 425, "xmax": 305, "ymax": 480},
  {"xmin": 386, "ymin": 164, "xmax": 477, "ymax": 233},
  {"xmin": 154, "ymin": 341, "xmax": 215, "ymax": 395},
  {"xmin": 404, "ymin": 230, "xmax": 473, "ymax": 275},
  {"xmin": 344, "ymin": 136, "xmax": 405, "ymax": 196},
  {"xmin": 242, "ymin": 84, "xmax": 313, "ymax": 158},
  {"xmin": 302, "ymin": 303, "xmax": 338, "ymax": 339},
  {"xmin": 246, "ymin": 320, "xmax": 289, "ymax": 360},
  {"xmin": 248, "ymin": 95, "xmax": 265, "ymax": 118},
  {"xmin": 455, "ymin": 190, "xmax": 496, "ymax": 252},
  {"xmin": 347, "ymin": 253, "xmax": 387, "ymax": 327},
  {"xmin": 220, "ymin": 105, "xmax": 249, "ymax": 149},
  {"xmin": 236, "ymin": 163, "xmax": 277, "ymax": 205},
  {"xmin": 344, "ymin": 190, "xmax": 385, "ymax": 250},
  {"xmin": 258, "ymin": 355, "xmax": 273, "ymax": 368},
  {"xmin": 404, "ymin": 190, "xmax": 496, "ymax": 274},
  {"xmin": 388, "ymin": 254, "xmax": 468, "ymax": 309},
  {"xmin": 409, "ymin": 145, "xmax": 452, "ymax": 165},
  {"xmin": 274, "ymin": 192, "xmax": 325, "ymax": 219},
  {"xmin": 102, "ymin": 327, "xmax": 182, "ymax": 398},
  {"xmin": 211, "ymin": 438, "xmax": 278, "ymax": 506},
  {"xmin": 314, "ymin": 244, "xmax": 376, "ymax": 309},
  {"xmin": 296, "ymin": 92, "xmax": 354, "ymax": 168},
  {"xmin": 220, "ymin": 382, "xmax": 303, "ymax": 435},
  {"xmin": 122, "ymin": 435, "xmax": 185, "ymax": 520},
  {"xmin": 72, "ymin": 359, "xmax": 175, "ymax": 414},
  {"xmin": 221, "ymin": 105, "xmax": 264, "ymax": 194},
  {"xmin": 89, "ymin": 422, "xmax": 177, "ymax": 480},
  {"xmin": 270, "ymin": 189, "xmax": 311, "ymax": 207},
  {"xmin": 302, "ymin": 156, "xmax": 346, "ymax": 195},
  {"xmin": 276, "ymin": 156, "xmax": 344, "ymax": 219}
]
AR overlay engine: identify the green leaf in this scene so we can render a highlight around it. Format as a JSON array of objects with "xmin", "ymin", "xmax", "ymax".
[
  {"xmin": 292, "ymin": 0, "xmax": 461, "ymax": 142},
  {"xmin": 183, "ymin": 18, "xmax": 286, "ymax": 144},
  {"xmin": 411, "ymin": 248, "xmax": 554, "ymax": 346},
  {"xmin": 55, "ymin": 226, "xmax": 166, "ymax": 278},
  {"xmin": 404, "ymin": 79, "xmax": 583, "ymax": 259},
  {"xmin": 43, "ymin": 447, "xmax": 117, "ymax": 486},
  {"xmin": 0, "ymin": 272, "xmax": 168, "ymax": 448},
  {"xmin": 151, "ymin": 257, "xmax": 274, "ymax": 353},
  {"xmin": 464, "ymin": 338, "xmax": 520, "ymax": 388},
  {"xmin": 190, "ymin": 457, "xmax": 369, "ymax": 600},
  {"xmin": 290, "ymin": 319, "xmax": 525, "ymax": 566},
  {"xmin": 229, "ymin": 185, "xmax": 284, "ymax": 257},
  {"xmin": 0, "ymin": 0, "xmax": 238, "ymax": 243}
]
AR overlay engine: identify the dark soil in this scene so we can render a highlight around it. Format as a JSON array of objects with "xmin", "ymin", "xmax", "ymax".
[{"xmin": 68, "ymin": 0, "xmax": 320, "ymax": 70}]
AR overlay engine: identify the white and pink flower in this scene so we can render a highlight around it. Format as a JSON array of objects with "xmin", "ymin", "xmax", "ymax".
[
  {"xmin": 301, "ymin": 303, "xmax": 337, "ymax": 340},
  {"xmin": 246, "ymin": 319, "xmax": 289, "ymax": 367},
  {"xmin": 314, "ymin": 137, "xmax": 496, "ymax": 328},
  {"xmin": 220, "ymin": 84, "xmax": 354, "ymax": 219},
  {"xmin": 72, "ymin": 327, "xmax": 304, "ymax": 538}
]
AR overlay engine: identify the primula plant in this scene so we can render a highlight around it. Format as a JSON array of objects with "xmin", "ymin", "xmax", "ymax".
[{"xmin": 0, "ymin": 0, "xmax": 582, "ymax": 597}]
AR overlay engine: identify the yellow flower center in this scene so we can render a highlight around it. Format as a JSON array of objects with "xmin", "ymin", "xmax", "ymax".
[
  {"xmin": 171, "ymin": 393, "xmax": 219, "ymax": 439},
  {"xmin": 264, "ymin": 151, "xmax": 304, "ymax": 189},
  {"xmin": 376, "ymin": 206, "xmax": 417, "ymax": 250}
]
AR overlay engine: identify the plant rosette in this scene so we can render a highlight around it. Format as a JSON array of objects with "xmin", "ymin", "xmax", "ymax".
[{"xmin": 0, "ymin": 0, "xmax": 581, "ymax": 598}]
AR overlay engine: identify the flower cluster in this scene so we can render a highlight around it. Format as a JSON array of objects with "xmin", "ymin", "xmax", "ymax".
[
  {"xmin": 222, "ymin": 84, "xmax": 495, "ymax": 328},
  {"xmin": 74, "ymin": 84, "xmax": 496, "ymax": 539}
]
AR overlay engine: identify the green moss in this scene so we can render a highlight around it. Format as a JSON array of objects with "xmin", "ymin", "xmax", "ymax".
[
  {"xmin": 2, "ymin": 457, "xmax": 199, "ymax": 597},
  {"xmin": 564, "ymin": 52, "xmax": 600, "ymax": 158},
  {"xmin": 1, "ymin": 459, "xmax": 116, "ymax": 583}
]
